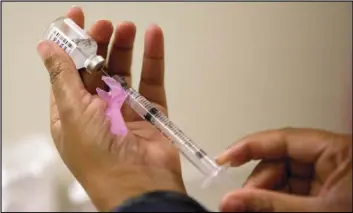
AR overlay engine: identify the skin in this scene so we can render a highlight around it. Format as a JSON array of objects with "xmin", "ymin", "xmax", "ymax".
[
  {"xmin": 37, "ymin": 7, "xmax": 185, "ymax": 212},
  {"xmin": 38, "ymin": 6, "xmax": 352, "ymax": 213},
  {"xmin": 216, "ymin": 128, "xmax": 352, "ymax": 212}
]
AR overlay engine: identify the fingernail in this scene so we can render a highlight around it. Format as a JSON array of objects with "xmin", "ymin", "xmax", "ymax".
[
  {"xmin": 216, "ymin": 156, "xmax": 227, "ymax": 165},
  {"xmin": 217, "ymin": 147, "xmax": 245, "ymax": 167},
  {"xmin": 37, "ymin": 40, "xmax": 49, "ymax": 59},
  {"xmin": 37, "ymin": 39, "xmax": 44, "ymax": 45}
]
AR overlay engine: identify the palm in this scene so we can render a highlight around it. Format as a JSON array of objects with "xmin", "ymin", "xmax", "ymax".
[
  {"xmin": 59, "ymin": 8, "xmax": 181, "ymax": 170},
  {"xmin": 248, "ymin": 159, "xmax": 333, "ymax": 196},
  {"xmin": 125, "ymin": 119, "xmax": 181, "ymax": 169}
]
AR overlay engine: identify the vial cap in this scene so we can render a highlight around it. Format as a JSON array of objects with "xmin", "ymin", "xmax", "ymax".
[{"xmin": 85, "ymin": 55, "xmax": 105, "ymax": 71}]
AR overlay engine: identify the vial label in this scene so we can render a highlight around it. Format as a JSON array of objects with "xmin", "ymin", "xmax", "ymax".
[
  {"xmin": 47, "ymin": 27, "xmax": 76, "ymax": 54},
  {"xmin": 64, "ymin": 18, "xmax": 88, "ymax": 39}
]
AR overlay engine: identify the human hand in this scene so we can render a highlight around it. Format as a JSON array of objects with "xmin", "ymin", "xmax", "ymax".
[
  {"xmin": 217, "ymin": 128, "xmax": 352, "ymax": 212},
  {"xmin": 37, "ymin": 7, "xmax": 185, "ymax": 211}
]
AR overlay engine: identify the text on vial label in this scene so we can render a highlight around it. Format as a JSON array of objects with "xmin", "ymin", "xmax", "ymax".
[{"xmin": 47, "ymin": 27, "xmax": 76, "ymax": 54}]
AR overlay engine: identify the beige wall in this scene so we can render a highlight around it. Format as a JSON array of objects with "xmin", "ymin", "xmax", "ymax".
[{"xmin": 2, "ymin": 2, "xmax": 352, "ymax": 211}]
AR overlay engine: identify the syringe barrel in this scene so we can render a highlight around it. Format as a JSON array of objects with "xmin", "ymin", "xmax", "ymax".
[
  {"xmin": 44, "ymin": 17, "xmax": 227, "ymax": 182},
  {"xmin": 121, "ymin": 82, "xmax": 222, "ymax": 177}
]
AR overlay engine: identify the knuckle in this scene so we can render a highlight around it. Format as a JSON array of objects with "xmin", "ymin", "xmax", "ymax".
[
  {"xmin": 44, "ymin": 54, "xmax": 69, "ymax": 85},
  {"xmin": 59, "ymin": 106, "xmax": 82, "ymax": 127},
  {"xmin": 277, "ymin": 127, "xmax": 295, "ymax": 139},
  {"xmin": 280, "ymin": 127, "xmax": 295, "ymax": 133}
]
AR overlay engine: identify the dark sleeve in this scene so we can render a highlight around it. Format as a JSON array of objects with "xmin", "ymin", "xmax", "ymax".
[{"xmin": 113, "ymin": 190, "xmax": 209, "ymax": 212}]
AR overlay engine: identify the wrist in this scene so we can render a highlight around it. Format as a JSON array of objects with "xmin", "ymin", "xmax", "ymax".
[{"xmin": 78, "ymin": 165, "xmax": 186, "ymax": 211}]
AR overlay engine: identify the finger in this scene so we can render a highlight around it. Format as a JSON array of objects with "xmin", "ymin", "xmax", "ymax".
[
  {"xmin": 139, "ymin": 25, "xmax": 167, "ymax": 111},
  {"xmin": 88, "ymin": 20, "xmax": 114, "ymax": 59},
  {"xmin": 49, "ymin": 89, "xmax": 61, "ymax": 139},
  {"xmin": 278, "ymin": 185, "xmax": 290, "ymax": 193},
  {"xmin": 108, "ymin": 21, "xmax": 136, "ymax": 87},
  {"xmin": 107, "ymin": 22, "xmax": 136, "ymax": 120},
  {"xmin": 220, "ymin": 188, "xmax": 320, "ymax": 212},
  {"xmin": 38, "ymin": 40, "xmax": 86, "ymax": 118},
  {"xmin": 243, "ymin": 160, "xmax": 287, "ymax": 190},
  {"xmin": 66, "ymin": 6, "xmax": 84, "ymax": 28},
  {"xmin": 48, "ymin": 7, "xmax": 85, "ymax": 121},
  {"xmin": 289, "ymin": 160, "xmax": 314, "ymax": 179},
  {"xmin": 81, "ymin": 20, "xmax": 113, "ymax": 94},
  {"xmin": 287, "ymin": 177, "xmax": 311, "ymax": 195},
  {"xmin": 216, "ymin": 128, "xmax": 330, "ymax": 166},
  {"xmin": 244, "ymin": 160, "xmax": 312, "ymax": 195},
  {"xmin": 50, "ymin": 90, "xmax": 60, "ymax": 124}
]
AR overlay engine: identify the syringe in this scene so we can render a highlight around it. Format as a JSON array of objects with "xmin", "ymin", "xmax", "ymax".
[
  {"xmin": 43, "ymin": 16, "xmax": 228, "ymax": 185},
  {"xmin": 100, "ymin": 69, "xmax": 227, "ymax": 183}
]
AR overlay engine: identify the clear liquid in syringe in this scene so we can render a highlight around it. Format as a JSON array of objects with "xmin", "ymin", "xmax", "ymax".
[{"xmin": 109, "ymin": 73, "xmax": 224, "ymax": 178}]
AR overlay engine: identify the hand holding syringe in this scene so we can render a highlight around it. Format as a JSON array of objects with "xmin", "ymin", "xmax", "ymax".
[{"xmin": 44, "ymin": 17, "xmax": 229, "ymax": 187}]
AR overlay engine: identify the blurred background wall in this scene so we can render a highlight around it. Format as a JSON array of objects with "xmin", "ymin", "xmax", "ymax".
[{"xmin": 2, "ymin": 2, "xmax": 352, "ymax": 211}]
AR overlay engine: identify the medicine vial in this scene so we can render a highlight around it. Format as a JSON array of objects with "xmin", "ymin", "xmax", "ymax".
[{"xmin": 43, "ymin": 17, "xmax": 104, "ymax": 71}]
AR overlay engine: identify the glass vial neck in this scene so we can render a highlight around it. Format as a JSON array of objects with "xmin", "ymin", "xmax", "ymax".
[{"xmin": 84, "ymin": 55, "xmax": 105, "ymax": 71}]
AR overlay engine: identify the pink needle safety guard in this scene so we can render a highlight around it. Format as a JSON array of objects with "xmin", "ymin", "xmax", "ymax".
[{"xmin": 96, "ymin": 76, "xmax": 128, "ymax": 136}]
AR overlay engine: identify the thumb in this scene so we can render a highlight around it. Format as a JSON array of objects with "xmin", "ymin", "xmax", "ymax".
[
  {"xmin": 37, "ymin": 40, "xmax": 86, "ymax": 118},
  {"xmin": 220, "ymin": 188, "xmax": 320, "ymax": 212}
]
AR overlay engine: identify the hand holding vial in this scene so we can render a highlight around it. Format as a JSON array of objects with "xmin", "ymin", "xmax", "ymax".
[
  {"xmin": 43, "ymin": 13, "xmax": 229, "ymax": 186},
  {"xmin": 38, "ymin": 7, "xmax": 186, "ymax": 211}
]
